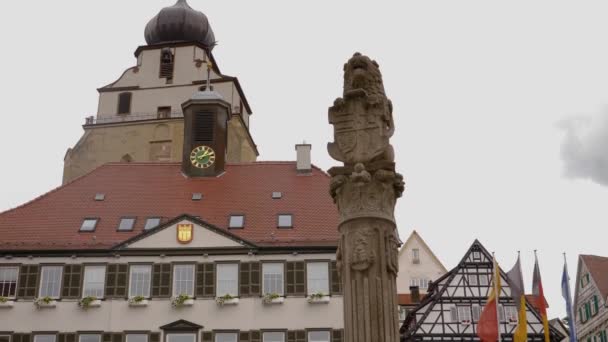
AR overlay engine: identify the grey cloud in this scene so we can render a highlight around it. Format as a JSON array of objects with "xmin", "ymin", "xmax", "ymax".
[{"xmin": 559, "ymin": 112, "xmax": 608, "ymax": 186}]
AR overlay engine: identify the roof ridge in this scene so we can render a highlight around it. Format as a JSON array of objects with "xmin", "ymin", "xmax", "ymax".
[{"xmin": 0, "ymin": 163, "xmax": 113, "ymax": 216}]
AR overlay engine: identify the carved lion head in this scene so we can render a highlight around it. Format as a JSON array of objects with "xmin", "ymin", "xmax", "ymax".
[{"xmin": 343, "ymin": 52, "xmax": 386, "ymax": 97}]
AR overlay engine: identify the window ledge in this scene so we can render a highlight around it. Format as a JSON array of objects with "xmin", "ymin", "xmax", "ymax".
[
  {"xmin": 216, "ymin": 297, "xmax": 239, "ymax": 306},
  {"xmin": 34, "ymin": 300, "xmax": 57, "ymax": 309},
  {"xmin": 0, "ymin": 300, "xmax": 15, "ymax": 308},
  {"xmin": 262, "ymin": 297, "xmax": 284, "ymax": 305},
  {"xmin": 307, "ymin": 295, "xmax": 331, "ymax": 304},
  {"xmin": 128, "ymin": 299, "xmax": 149, "ymax": 307}
]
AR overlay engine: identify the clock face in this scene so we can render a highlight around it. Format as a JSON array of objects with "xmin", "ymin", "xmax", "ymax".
[{"xmin": 190, "ymin": 145, "xmax": 216, "ymax": 168}]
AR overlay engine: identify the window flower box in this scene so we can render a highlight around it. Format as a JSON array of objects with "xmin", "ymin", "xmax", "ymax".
[
  {"xmin": 34, "ymin": 297, "xmax": 57, "ymax": 309},
  {"xmin": 307, "ymin": 293, "xmax": 330, "ymax": 304},
  {"xmin": 171, "ymin": 294, "xmax": 194, "ymax": 308},
  {"xmin": 0, "ymin": 298, "xmax": 14, "ymax": 308},
  {"xmin": 262, "ymin": 293, "xmax": 284, "ymax": 305},
  {"xmin": 78, "ymin": 296, "xmax": 102, "ymax": 309},
  {"xmin": 128, "ymin": 296, "xmax": 149, "ymax": 307},
  {"xmin": 216, "ymin": 294, "xmax": 239, "ymax": 306}
]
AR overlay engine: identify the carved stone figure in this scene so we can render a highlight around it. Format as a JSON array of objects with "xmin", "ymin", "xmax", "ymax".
[{"xmin": 328, "ymin": 53, "xmax": 404, "ymax": 342}]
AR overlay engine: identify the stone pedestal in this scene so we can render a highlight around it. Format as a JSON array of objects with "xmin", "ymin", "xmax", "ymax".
[{"xmin": 328, "ymin": 53, "xmax": 404, "ymax": 342}]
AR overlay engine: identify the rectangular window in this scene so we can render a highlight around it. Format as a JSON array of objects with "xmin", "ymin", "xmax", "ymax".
[
  {"xmin": 504, "ymin": 306, "xmax": 518, "ymax": 323},
  {"xmin": 79, "ymin": 335, "xmax": 101, "ymax": 342},
  {"xmin": 216, "ymin": 263, "xmax": 238, "ymax": 296},
  {"xmin": 229, "ymin": 215, "xmax": 245, "ymax": 229},
  {"xmin": 412, "ymin": 248, "xmax": 420, "ymax": 264},
  {"xmin": 399, "ymin": 306, "xmax": 408, "ymax": 322},
  {"xmin": 39, "ymin": 266, "xmax": 63, "ymax": 298},
  {"xmin": 157, "ymin": 106, "xmax": 171, "ymax": 119},
  {"xmin": 472, "ymin": 305, "xmax": 481, "ymax": 322},
  {"xmin": 420, "ymin": 279, "xmax": 429, "ymax": 289},
  {"xmin": 591, "ymin": 296, "xmax": 599, "ymax": 316},
  {"xmin": 262, "ymin": 332, "xmax": 284, "ymax": 342},
  {"xmin": 144, "ymin": 217, "xmax": 161, "ymax": 230},
  {"xmin": 80, "ymin": 218, "xmax": 98, "ymax": 232},
  {"xmin": 34, "ymin": 336, "xmax": 56, "ymax": 342},
  {"xmin": 118, "ymin": 217, "xmax": 136, "ymax": 231},
  {"xmin": 410, "ymin": 278, "xmax": 419, "ymax": 287},
  {"xmin": 307, "ymin": 262, "xmax": 329, "ymax": 295},
  {"xmin": 468, "ymin": 274, "xmax": 478, "ymax": 286},
  {"xmin": 173, "ymin": 264, "xmax": 195, "ymax": 297},
  {"xmin": 277, "ymin": 214, "xmax": 293, "ymax": 228},
  {"xmin": 0, "ymin": 266, "xmax": 18, "ymax": 298},
  {"xmin": 166, "ymin": 334, "xmax": 195, "ymax": 342},
  {"xmin": 479, "ymin": 274, "xmax": 489, "ymax": 286},
  {"xmin": 307, "ymin": 332, "xmax": 330, "ymax": 342},
  {"xmin": 117, "ymin": 92, "xmax": 132, "ymax": 115},
  {"xmin": 129, "ymin": 265, "xmax": 152, "ymax": 298},
  {"xmin": 82, "ymin": 265, "xmax": 106, "ymax": 298},
  {"xmin": 263, "ymin": 263, "xmax": 284, "ymax": 295},
  {"xmin": 126, "ymin": 335, "xmax": 148, "ymax": 342},
  {"xmin": 457, "ymin": 306, "xmax": 472, "ymax": 323},
  {"xmin": 473, "ymin": 251, "xmax": 481, "ymax": 261},
  {"xmin": 215, "ymin": 333, "xmax": 237, "ymax": 342}
]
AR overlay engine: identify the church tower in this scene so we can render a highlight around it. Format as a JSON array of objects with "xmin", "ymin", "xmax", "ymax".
[
  {"xmin": 62, "ymin": 0, "xmax": 258, "ymax": 183},
  {"xmin": 181, "ymin": 86, "xmax": 231, "ymax": 177}
]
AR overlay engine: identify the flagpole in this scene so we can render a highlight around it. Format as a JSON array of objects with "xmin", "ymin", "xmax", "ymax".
[
  {"xmin": 493, "ymin": 252, "xmax": 502, "ymax": 342},
  {"xmin": 564, "ymin": 253, "xmax": 578, "ymax": 342}
]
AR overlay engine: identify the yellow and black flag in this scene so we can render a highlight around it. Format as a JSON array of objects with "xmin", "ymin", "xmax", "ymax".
[{"xmin": 506, "ymin": 255, "xmax": 527, "ymax": 342}]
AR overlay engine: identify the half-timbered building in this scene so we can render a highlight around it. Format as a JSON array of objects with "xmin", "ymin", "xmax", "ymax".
[{"xmin": 400, "ymin": 240, "xmax": 564, "ymax": 342}]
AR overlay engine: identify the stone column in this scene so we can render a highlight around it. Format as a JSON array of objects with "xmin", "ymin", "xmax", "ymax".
[{"xmin": 328, "ymin": 53, "xmax": 404, "ymax": 342}]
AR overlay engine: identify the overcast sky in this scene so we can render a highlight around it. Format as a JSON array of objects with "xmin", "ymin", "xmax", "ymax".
[{"xmin": 2, "ymin": 0, "xmax": 608, "ymax": 319}]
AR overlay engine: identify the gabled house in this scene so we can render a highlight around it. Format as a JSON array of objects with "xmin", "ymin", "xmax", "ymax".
[
  {"xmin": 400, "ymin": 240, "xmax": 564, "ymax": 342},
  {"xmin": 396, "ymin": 231, "xmax": 447, "ymax": 324},
  {"xmin": 573, "ymin": 255, "xmax": 608, "ymax": 342}
]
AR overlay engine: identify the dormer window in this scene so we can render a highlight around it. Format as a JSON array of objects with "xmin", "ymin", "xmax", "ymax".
[
  {"xmin": 80, "ymin": 218, "xmax": 99, "ymax": 232},
  {"xmin": 117, "ymin": 92, "xmax": 132, "ymax": 115},
  {"xmin": 277, "ymin": 214, "xmax": 293, "ymax": 228},
  {"xmin": 229, "ymin": 215, "xmax": 245, "ymax": 229},
  {"xmin": 160, "ymin": 48, "xmax": 174, "ymax": 80}
]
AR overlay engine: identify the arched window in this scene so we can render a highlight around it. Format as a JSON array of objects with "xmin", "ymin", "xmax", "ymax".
[
  {"xmin": 160, "ymin": 48, "xmax": 174, "ymax": 80},
  {"xmin": 117, "ymin": 92, "xmax": 132, "ymax": 115}
]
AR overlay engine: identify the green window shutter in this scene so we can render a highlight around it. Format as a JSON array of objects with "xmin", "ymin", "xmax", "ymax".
[
  {"xmin": 594, "ymin": 296, "xmax": 600, "ymax": 316},
  {"xmin": 152, "ymin": 264, "xmax": 172, "ymax": 297},
  {"xmin": 250, "ymin": 331, "xmax": 260, "ymax": 342},
  {"xmin": 286, "ymin": 262, "xmax": 305, "ymax": 296},
  {"xmin": 17, "ymin": 265, "xmax": 39, "ymax": 299},
  {"xmin": 240, "ymin": 262, "xmax": 251, "ymax": 297},
  {"xmin": 150, "ymin": 333, "xmax": 160, "ymax": 342},
  {"xmin": 106, "ymin": 264, "xmax": 128, "ymax": 298},
  {"xmin": 330, "ymin": 261, "xmax": 342, "ymax": 295},
  {"xmin": 196, "ymin": 263, "xmax": 215, "ymax": 298},
  {"xmin": 585, "ymin": 302, "xmax": 592, "ymax": 320},
  {"xmin": 202, "ymin": 332, "xmax": 213, "ymax": 342},
  {"xmin": 250, "ymin": 262, "xmax": 261, "ymax": 296},
  {"xmin": 62, "ymin": 265, "xmax": 82, "ymax": 298},
  {"xmin": 239, "ymin": 332, "xmax": 250, "ymax": 342},
  {"xmin": 331, "ymin": 330, "xmax": 343, "ymax": 342}
]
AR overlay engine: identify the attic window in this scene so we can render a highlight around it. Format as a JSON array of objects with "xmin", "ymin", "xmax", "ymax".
[
  {"xmin": 80, "ymin": 218, "xmax": 99, "ymax": 232},
  {"xmin": 472, "ymin": 251, "xmax": 481, "ymax": 261},
  {"xmin": 94, "ymin": 193, "xmax": 105, "ymax": 201},
  {"xmin": 144, "ymin": 217, "xmax": 161, "ymax": 230},
  {"xmin": 229, "ymin": 215, "xmax": 245, "ymax": 229},
  {"xmin": 271, "ymin": 192, "xmax": 283, "ymax": 199},
  {"xmin": 118, "ymin": 217, "xmax": 136, "ymax": 231},
  {"xmin": 277, "ymin": 214, "xmax": 293, "ymax": 228},
  {"xmin": 192, "ymin": 193, "xmax": 203, "ymax": 201},
  {"xmin": 117, "ymin": 92, "xmax": 132, "ymax": 115}
]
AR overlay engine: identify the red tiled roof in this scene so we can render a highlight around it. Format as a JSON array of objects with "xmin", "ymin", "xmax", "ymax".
[
  {"xmin": 0, "ymin": 162, "xmax": 339, "ymax": 251},
  {"xmin": 581, "ymin": 255, "xmax": 608, "ymax": 300},
  {"xmin": 398, "ymin": 293, "xmax": 426, "ymax": 306},
  {"xmin": 526, "ymin": 294, "xmax": 549, "ymax": 311}
]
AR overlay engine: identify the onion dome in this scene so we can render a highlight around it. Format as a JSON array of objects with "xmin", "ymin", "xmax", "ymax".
[{"xmin": 144, "ymin": 0, "xmax": 216, "ymax": 49}]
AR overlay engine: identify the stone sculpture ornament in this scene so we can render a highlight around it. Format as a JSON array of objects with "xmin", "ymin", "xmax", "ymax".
[{"xmin": 328, "ymin": 53, "xmax": 404, "ymax": 342}]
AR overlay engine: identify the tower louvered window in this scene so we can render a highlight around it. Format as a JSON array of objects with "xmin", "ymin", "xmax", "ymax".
[
  {"xmin": 160, "ymin": 49, "xmax": 174, "ymax": 80},
  {"xmin": 117, "ymin": 92, "xmax": 132, "ymax": 114},
  {"xmin": 194, "ymin": 111, "xmax": 215, "ymax": 142}
]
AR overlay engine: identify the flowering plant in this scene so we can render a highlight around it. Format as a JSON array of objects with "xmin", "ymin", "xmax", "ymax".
[
  {"xmin": 128, "ymin": 295, "xmax": 146, "ymax": 304},
  {"xmin": 78, "ymin": 296, "xmax": 98, "ymax": 309},
  {"xmin": 0, "ymin": 296, "xmax": 8, "ymax": 303},
  {"xmin": 34, "ymin": 296, "xmax": 54, "ymax": 308},
  {"xmin": 215, "ymin": 294, "xmax": 236, "ymax": 306},
  {"xmin": 262, "ymin": 293, "xmax": 281, "ymax": 304},
  {"xmin": 171, "ymin": 294, "xmax": 192, "ymax": 308},
  {"xmin": 307, "ymin": 292, "xmax": 328, "ymax": 303}
]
